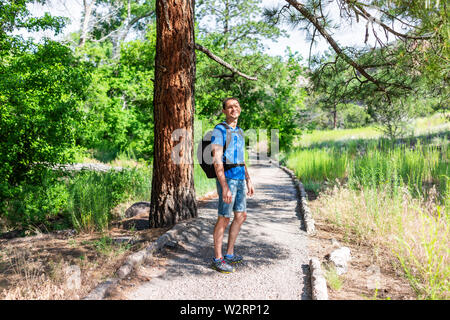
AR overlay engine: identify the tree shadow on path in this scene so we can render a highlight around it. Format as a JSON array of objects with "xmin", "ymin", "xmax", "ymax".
[{"xmin": 136, "ymin": 160, "xmax": 312, "ymax": 299}]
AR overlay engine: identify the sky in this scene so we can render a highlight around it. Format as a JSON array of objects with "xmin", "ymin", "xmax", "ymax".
[
  {"xmin": 19, "ymin": 0, "xmax": 385, "ymax": 61},
  {"xmin": 260, "ymin": 0, "xmax": 377, "ymax": 59}
]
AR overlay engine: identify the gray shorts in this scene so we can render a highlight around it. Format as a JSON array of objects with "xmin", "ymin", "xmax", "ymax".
[{"xmin": 216, "ymin": 178, "xmax": 247, "ymax": 218}]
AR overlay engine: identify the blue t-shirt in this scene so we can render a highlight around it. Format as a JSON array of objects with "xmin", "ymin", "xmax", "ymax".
[{"xmin": 211, "ymin": 123, "xmax": 246, "ymax": 180}]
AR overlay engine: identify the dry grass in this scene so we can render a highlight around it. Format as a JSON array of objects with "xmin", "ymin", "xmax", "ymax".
[
  {"xmin": 2, "ymin": 247, "xmax": 71, "ymax": 300},
  {"xmin": 310, "ymin": 183, "xmax": 449, "ymax": 299},
  {"xmin": 0, "ymin": 225, "xmax": 168, "ymax": 300},
  {"xmin": 308, "ymin": 218, "xmax": 415, "ymax": 300},
  {"xmin": 0, "ymin": 194, "xmax": 216, "ymax": 300}
]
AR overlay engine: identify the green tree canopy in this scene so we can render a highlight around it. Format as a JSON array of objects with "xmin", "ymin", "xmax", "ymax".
[{"xmin": 0, "ymin": 1, "xmax": 91, "ymax": 212}]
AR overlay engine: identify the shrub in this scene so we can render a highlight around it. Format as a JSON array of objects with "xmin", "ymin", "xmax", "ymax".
[
  {"xmin": 67, "ymin": 168, "xmax": 151, "ymax": 232},
  {"xmin": 3, "ymin": 170, "xmax": 70, "ymax": 232},
  {"xmin": 0, "ymin": 41, "xmax": 91, "ymax": 217},
  {"xmin": 1, "ymin": 166, "xmax": 152, "ymax": 233}
]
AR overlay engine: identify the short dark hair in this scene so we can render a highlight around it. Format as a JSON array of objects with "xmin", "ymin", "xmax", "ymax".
[{"xmin": 222, "ymin": 97, "xmax": 239, "ymax": 109}]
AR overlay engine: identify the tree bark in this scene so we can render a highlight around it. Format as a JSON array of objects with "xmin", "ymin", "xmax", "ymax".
[{"xmin": 150, "ymin": 0, "xmax": 197, "ymax": 228}]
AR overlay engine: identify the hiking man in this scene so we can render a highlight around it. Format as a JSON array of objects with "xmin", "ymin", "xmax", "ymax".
[{"xmin": 210, "ymin": 97, "xmax": 254, "ymax": 273}]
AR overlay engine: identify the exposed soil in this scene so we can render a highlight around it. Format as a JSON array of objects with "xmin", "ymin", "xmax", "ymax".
[
  {"xmin": 102, "ymin": 254, "xmax": 169, "ymax": 300},
  {"xmin": 307, "ymin": 195, "xmax": 416, "ymax": 300},
  {"xmin": 0, "ymin": 212, "xmax": 169, "ymax": 300},
  {"xmin": 0, "ymin": 172, "xmax": 418, "ymax": 300},
  {"xmin": 0, "ymin": 192, "xmax": 218, "ymax": 300}
]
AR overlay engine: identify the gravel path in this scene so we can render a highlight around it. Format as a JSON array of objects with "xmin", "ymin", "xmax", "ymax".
[{"xmin": 126, "ymin": 158, "xmax": 311, "ymax": 300}]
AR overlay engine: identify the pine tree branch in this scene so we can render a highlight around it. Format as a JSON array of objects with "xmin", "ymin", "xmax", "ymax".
[
  {"xmin": 194, "ymin": 43, "xmax": 258, "ymax": 81},
  {"xmin": 285, "ymin": 0, "xmax": 384, "ymax": 91},
  {"xmin": 346, "ymin": 1, "xmax": 433, "ymax": 41}
]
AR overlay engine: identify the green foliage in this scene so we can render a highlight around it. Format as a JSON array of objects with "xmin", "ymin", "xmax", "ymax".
[
  {"xmin": 3, "ymin": 170, "xmax": 71, "ymax": 231},
  {"xmin": 1, "ymin": 161, "xmax": 222, "ymax": 233},
  {"xmin": 5, "ymin": 0, "xmax": 447, "ymax": 238},
  {"xmin": 394, "ymin": 204, "xmax": 450, "ymax": 300},
  {"xmin": 68, "ymin": 167, "xmax": 151, "ymax": 232},
  {"xmin": 0, "ymin": 1, "xmax": 95, "ymax": 224},
  {"xmin": 194, "ymin": 1, "xmax": 306, "ymax": 151},
  {"xmin": 2, "ymin": 166, "xmax": 152, "ymax": 233},
  {"xmin": 0, "ymin": 43, "xmax": 91, "ymax": 216},
  {"xmin": 349, "ymin": 139, "xmax": 449, "ymax": 201},
  {"xmin": 195, "ymin": 43, "xmax": 307, "ymax": 151},
  {"xmin": 308, "ymin": 45, "xmax": 446, "ymax": 134},
  {"xmin": 0, "ymin": 0, "xmax": 67, "ymax": 53},
  {"xmin": 193, "ymin": 163, "xmax": 218, "ymax": 197},
  {"xmin": 384, "ymin": 0, "xmax": 449, "ymax": 101},
  {"xmin": 287, "ymin": 130, "xmax": 449, "ymax": 203},
  {"xmin": 340, "ymin": 103, "xmax": 371, "ymax": 128},
  {"xmin": 75, "ymin": 28, "xmax": 156, "ymax": 161},
  {"xmin": 324, "ymin": 264, "xmax": 343, "ymax": 291},
  {"xmin": 295, "ymin": 0, "xmax": 449, "ymax": 132},
  {"xmin": 196, "ymin": 0, "xmax": 286, "ymax": 52},
  {"xmin": 287, "ymin": 147, "xmax": 348, "ymax": 183}
]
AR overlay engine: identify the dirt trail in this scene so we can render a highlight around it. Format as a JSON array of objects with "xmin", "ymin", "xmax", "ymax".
[{"xmin": 125, "ymin": 158, "xmax": 311, "ymax": 300}]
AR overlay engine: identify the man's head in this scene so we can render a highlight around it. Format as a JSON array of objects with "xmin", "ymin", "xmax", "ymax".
[{"xmin": 222, "ymin": 97, "xmax": 241, "ymax": 121}]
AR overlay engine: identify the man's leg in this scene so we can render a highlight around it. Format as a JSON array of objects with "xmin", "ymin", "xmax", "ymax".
[
  {"xmin": 226, "ymin": 211, "xmax": 247, "ymax": 256},
  {"xmin": 213, "ymin": 216, "xmax": 230, "ymax": 259},
  {"xmin": 226, "ymin": 179, "xmax": 247, "ymax": 256}
]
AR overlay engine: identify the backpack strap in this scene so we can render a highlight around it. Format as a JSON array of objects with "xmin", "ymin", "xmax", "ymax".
[
  {"xmin": 215, "ymin": 122, "xmax": 245, "ymax": 169},
  {"xmin": 217, "ymin": 122, "xmax": 244, "ymax": 149},
  {"xmin": 216, "ymin": 122, "xmax": 231, "ymax": 153}
]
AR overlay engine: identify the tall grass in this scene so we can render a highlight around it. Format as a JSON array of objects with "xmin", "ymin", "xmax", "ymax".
[
  {"xmin": 68, "ymin": 168, "xmax": 151, "ymax": 232},
  {"xmin": 297, "ymin": 113, "xmax": 449, "ymax": 148},
  {"xmin": 350, "ymin": 141, "xmax": 448, "ymax": 201},
  {"xmin": 68, "ymin": 164, "xmax": 219, "ymax": 232},
  {"xmin": 286, "ymin": 148, "xmax": 348, "ymax": 185},
  {"xmin": 285, "ymin": 122, "xmax": 449, "ymax": 299},
  {"xmin": 314, "ymin": 183, "xmax": 449, "ymax": 299},
  {"xmin": 194, "ymin": 163, "xmax": 217, "ymax": 197},
  {"xmin": 298, "ymin": 126, "xmax": 380, "ymax": 147},
  {"xmin": 67, "ymin": 161, "xmax": 221, "ymax": 232},
  {"xmin": 287, "ymin": 137, "xmax": 449, "ymax": 202}
]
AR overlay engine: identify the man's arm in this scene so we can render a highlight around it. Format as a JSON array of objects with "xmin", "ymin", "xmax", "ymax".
[
  {"xmin": 244, "ymin": 163, "xmax": 254, "ymax": 197},
  {"xmin": 212, "ymin": 144, "xmax": 232, "ymax": 204}
]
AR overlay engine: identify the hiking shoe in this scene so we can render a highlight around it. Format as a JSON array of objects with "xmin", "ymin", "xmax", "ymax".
[
  {"xmin": 224, "ymin": 253, "xmax": 243, "ymax": 264},
  {"xmin": 211, "ymin": 258, "xmax": 235, "ymax": 273}
]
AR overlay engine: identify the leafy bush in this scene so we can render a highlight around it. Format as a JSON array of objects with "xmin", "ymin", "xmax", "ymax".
[
  {"xmin": 76, "ymin": 35, "xmax": 155, "ymax": 161},
  {"xmin": 340, "ymin": 103, "xmax": 371, "ymax": 129},
  {"xmin": 0, "ymin": 40, "xmax": 91, "ymax": 215},
  {"xmin": 2, "ymin": 167, "xmax": 152, "ymax": 233},
  {"xmin": 3, "ymin": 171, "xmax": 70, "ymax": 232}
]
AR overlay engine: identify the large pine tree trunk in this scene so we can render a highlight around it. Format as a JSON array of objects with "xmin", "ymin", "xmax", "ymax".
[{"xmin": 150, "ymin": 0, "xmax": 197, "ymax": 228}]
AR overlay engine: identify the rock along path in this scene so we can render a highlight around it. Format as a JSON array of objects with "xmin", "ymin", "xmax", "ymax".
[{"xmin": 125, "ymin": 158, "xmax": 311, "ymax": 300}]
